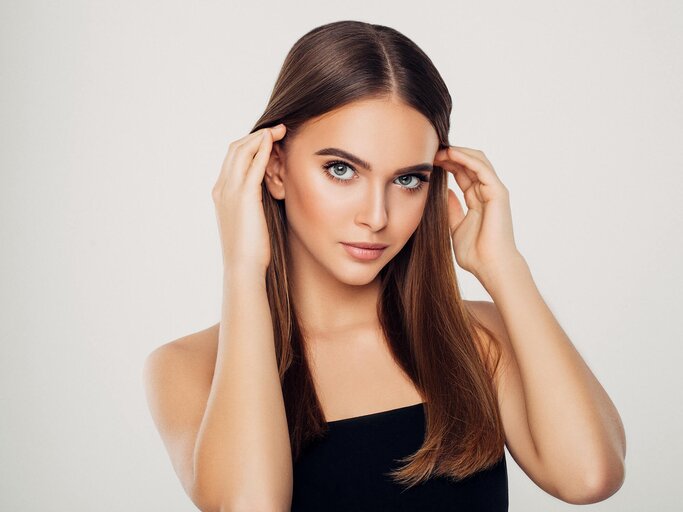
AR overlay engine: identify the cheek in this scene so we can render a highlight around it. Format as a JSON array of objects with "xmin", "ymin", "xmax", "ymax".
[
  {"xmin": 393, "ymin": 196, "xmax": 428, "ymax": 236},
  {"xmin": 285, "ymin": 173, "xmax": 345, "ymax": 237}
]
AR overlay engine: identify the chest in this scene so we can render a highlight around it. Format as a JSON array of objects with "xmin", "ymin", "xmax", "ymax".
[{"xmin": 305, "ymin": 328, "xmax": 424, "ymax": 422}]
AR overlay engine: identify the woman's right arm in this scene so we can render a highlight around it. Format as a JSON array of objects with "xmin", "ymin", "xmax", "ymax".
[
  {"xmin": 144, "ymin": 124, "xmax": 292, "ymax": 512},
  {"xmin": 144, "ymin": 271, "xmax": 292, "ymax": 512},
  {"xmin": 192, "ymin": 270, "xmax": 293, "ymax": 512}
]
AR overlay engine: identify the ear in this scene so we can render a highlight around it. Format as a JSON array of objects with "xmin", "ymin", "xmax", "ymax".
[{"xmin": 264, "ymin": 141, "xmax": 286, "ymax": 200}]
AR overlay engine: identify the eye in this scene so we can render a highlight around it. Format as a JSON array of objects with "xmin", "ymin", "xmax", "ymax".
[{"xmin": 321, "ymin": 160, "xmax": 430, "ymax": 193}]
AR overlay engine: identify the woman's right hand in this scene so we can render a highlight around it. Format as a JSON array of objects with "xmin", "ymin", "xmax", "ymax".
[{"xmin": 212, "ymin": 123, "xmax": 287, "ymax": 276}]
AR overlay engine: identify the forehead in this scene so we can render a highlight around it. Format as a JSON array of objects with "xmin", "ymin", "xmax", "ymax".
[{"xmin": 294, "ymin": 98, "xmax": 439, "ymax": 162}]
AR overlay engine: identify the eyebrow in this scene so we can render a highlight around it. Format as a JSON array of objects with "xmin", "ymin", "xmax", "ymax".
[{"xmin": 314, "ymin": 147, "xmax": 433, "ymax": 174}]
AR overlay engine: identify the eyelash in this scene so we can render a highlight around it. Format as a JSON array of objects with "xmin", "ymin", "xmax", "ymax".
[{"xmin": 321, "ymin": 160, "xmax": 430, "ymax": 193}]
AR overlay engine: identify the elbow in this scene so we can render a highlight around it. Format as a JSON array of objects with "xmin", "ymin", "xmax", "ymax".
[
  {"xmin": 224, "ymin": 491, "xmax": 291, "ymax": 512},
  {"xmin": 585, "ymin": 460, "xmax": 626, "ymax": 504},
  {"xmin": 565, "ymin": 457, "xmax": 626, "ymax": 505},
  {"xmin": 192, "ymin": 470, "xmax": 291, "ymax": 512},
  {"xmin": 193, "ymin": 490, "xmax": 288, "ymax": 512},
  {"xmin": 217, "ymin": 500, "xmax": 289, "ymax": 512},
  {"xmin": 189, "ymin": 484, "xmax": 227, "ymax": 512}
]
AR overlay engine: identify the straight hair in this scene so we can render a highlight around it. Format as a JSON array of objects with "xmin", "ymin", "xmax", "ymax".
[{"xmin": 248, "ymin": 20, "xmax": 505, "ymax": 489}]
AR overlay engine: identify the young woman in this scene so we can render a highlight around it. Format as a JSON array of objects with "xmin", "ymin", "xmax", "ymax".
[{"xmin": 143, "ymin": 20, "xmax": 626, "ymax": 512}]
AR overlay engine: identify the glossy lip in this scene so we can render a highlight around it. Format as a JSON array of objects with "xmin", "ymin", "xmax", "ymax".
[
  {"xmin": 340, "ymin": 242, "xmax": 387, "ymax": 261},
  {"xmin": 341, "ymin": 241, "xmax": 389, "ymax": 249}
]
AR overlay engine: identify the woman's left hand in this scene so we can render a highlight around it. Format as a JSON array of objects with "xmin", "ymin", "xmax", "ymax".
[{"xmin": 433, "ymin": 146, "xmax": 521, "ymax": 280}]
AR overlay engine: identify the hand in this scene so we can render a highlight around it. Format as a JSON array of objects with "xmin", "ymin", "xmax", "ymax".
[
  {"xmin": 433, "ymin": 146, "xmax": 521, "ymax": 279},
  {"xmin": 212, "ymin": 123, "xmax": 287, "ymax": 275}
]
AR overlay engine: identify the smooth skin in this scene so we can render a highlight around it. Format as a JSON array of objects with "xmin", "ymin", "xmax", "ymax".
[
  {"xmin": 436, "ymin": 145, "xmax": 626, "ymax": 503},
  {"xmin": 146, "ymin": 122, "xmax": 293, "ymax": 512},
  {"xmin": 143, "ymin": 96, "xmax": 626, "ymax": 511},
  {"xmin": 263, "ymin": 98, "xmax": 439, "ymax": 337}
]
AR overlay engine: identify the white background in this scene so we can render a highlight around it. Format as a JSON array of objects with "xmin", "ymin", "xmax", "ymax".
[{"xmin": 1, "ymin": 1, "xmax": 681, "ymax": 510}]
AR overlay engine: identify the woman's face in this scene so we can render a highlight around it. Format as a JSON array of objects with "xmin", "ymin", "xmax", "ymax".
[{"xmin": 266, "ymin": 97, "xmax": 441, "ymax": 286}]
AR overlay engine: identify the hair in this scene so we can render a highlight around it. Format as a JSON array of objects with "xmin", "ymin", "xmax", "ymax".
[{"xmin": 248, "ymin": 20, "xmax": 505, "ymax": 489}]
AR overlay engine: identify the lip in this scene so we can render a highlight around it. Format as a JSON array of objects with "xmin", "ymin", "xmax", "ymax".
[
  {"xmin": 341, "ymin": 242, "xmax": 389, "ymax": 249},
  {"xmin": 341, "ymin": 242, "xmax": 387, "ymax": 261}
]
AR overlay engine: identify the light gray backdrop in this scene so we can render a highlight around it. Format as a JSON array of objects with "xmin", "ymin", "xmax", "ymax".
[{"xmin": 1, "ymin": 1, "xmax": 681, "ymax": 510}]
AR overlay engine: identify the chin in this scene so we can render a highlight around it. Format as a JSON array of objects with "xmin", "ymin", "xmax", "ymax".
[
  {"xmin": 332, "ymin": 260, "xmax": 388, "ymax": 287},
  {"xmin": 341, "ymin": 273, "xmax": 380, "ymax": 287}
]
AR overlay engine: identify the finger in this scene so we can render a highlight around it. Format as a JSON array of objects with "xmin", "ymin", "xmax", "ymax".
[
  {"xmin": 440, "ymin": 156, "xmax": 484, "ymax": 210},
  {"xmin": 434, "ymin": 146, "xmax": 492, "ymax": 179},
  {"xmin": 215, "ymin": 128, "xmax": 272, "ymax": 193},
  {"xmin": 434, "ymin": 150, "xmax": 477, "ymax": 183},
  {"xmin": 435, "ymin": 157, "xmax": 477, "ymax": 185},
  {"xmin": 234, "ymin": 125, "xmax": 286, "ymax": 186},
  {"xmin": 244, "ymin": 128, "xmax": 278, "ymax": 188},
  {"xmin": 447, "ymin": 187, "xmax": 465, "ymax": 235},
  {"xmin": 450, "ymin": 146, "xmax": 494, "ymax": 168},
  {"xmin": 434, "ymin": 147, "xmax": 499, "ymax": 187},
  {"xmin": 452, "ymin": 165, "xmax": 473, "ymax": 192},
  {"xmin": 434, "ymin": 156, "xmax": 473, "ymax": 189},
  {"xmin": 216, "ymin": 124, "xmax": 286, "ymax": 192},
  {"xmin": 230, "ymin": 125, "xmax": 285, "ymax": 184}
]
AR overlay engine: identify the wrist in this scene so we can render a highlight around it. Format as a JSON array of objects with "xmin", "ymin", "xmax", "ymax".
[
  {"xmin": 476, "ymin": 252, "xmax": 529, "ymax": 290},
  {"xmin": 223, "ymin": 265, "xmax": 268, "ymax": 285}
]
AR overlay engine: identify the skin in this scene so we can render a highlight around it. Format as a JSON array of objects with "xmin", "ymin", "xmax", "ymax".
[
  {"xmin": 263, "ymin": 96, "xmax": 440, "ymax": 341},
  {"xmin": 146, "ymin": 95, "xmax": 625, "ymax": 508},
  {"xmin": 263, "ymin": 98, "xmax": 626, "ymax": 502}
]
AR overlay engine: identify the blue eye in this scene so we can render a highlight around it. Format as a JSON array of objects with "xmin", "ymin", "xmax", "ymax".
[{"xmin": 321, "ymin": 160, "xmax": 429, "ymax": 193}]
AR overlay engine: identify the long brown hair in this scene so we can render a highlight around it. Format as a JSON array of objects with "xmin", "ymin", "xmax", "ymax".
[{"xmin": 248, "ymin": 20, "xmax": 505, "ymax": 489}]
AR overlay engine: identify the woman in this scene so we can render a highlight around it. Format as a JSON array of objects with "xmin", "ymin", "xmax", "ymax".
[{"xmin": 143, "ymin": 20, "xmax": 626, "ymax": 511}]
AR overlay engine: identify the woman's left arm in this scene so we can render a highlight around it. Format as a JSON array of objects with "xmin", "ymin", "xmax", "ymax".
[
  {"xmin": 478, "ymin": 254, "xmax": 626, "ymax": 502},
  {"xmin": 434, "ymin": 146, "xmax": 626, "ymax": 503}
]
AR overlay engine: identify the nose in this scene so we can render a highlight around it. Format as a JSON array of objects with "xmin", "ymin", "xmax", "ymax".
[{"xmin": 354, "ymin": 184, "xmax": 389, "ymax": 231}]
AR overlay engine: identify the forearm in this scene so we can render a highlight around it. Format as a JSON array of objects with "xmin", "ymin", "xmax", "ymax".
[
  {"xmin": 479, "ymin": 255, "xmax": 626, "ymax": 490},
  {"xmin": 193, "ymin": 270, "xmax": 293, "ymax": 511}
]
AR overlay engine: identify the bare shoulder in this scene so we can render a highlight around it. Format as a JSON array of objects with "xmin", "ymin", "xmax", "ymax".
[
  {"xmin": 142, "ymin": 323, "xmax": 220, "ymax": 504},
  {"xmin": 144, "ymin": 322, "xmax": 220, "ymax": 391},
  {"xmin": 166, "ymin": 322, "xmax": 220, "ymax": 353},
  {"xmin": 462, "ymin": 298, "xmax": 502, "ymax": 335},
  {"xmin": 462, "ymin": 299, "xmax": 513, "ymax": 384}
]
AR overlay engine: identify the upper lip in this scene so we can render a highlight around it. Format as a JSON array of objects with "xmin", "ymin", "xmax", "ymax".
[{"xmin": 342, "ymin": 241, "xmax": 389, "ymax": 250}]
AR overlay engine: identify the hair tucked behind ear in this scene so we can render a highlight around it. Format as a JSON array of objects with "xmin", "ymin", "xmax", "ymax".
[{"xmin": 246, "ymin": 20, "xmax": 505, "ymax": 489}]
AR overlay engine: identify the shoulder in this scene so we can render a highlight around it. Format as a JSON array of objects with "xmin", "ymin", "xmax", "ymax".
[
  {"xmin": 146, "ymin": 323, "xmax": 219, "ymax": 367},
  {"xmin": 463, "ymin": 299, "xmax": 505, "ymax": 335},
  {"xmin": 142, "ymin": 323, "xmax": 220, "ymax": 500},
  {"xmin": 167, "ymin": 322, "xmax": 220, "ymax": 351},
  {"xmin": 143, "ymin": 321, "xmax": 221, "ymax": 405},
  {"xmin": 462, "ymin": 300, "xmax": 513, "ymax": 386},
  {"xmin": 143, "ymin": 322, "xmax": 221, "ymax": 432}
]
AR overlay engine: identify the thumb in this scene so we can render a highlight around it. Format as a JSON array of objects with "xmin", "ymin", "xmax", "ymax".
[{"xmin": 447, "ymin": 187, "xmax": 465, "ymax": 236}]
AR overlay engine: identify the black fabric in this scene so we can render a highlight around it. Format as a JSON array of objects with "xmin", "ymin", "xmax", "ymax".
[{"xmin": 291, "ymin": 402, "xmax": 508, "ymax": 511}]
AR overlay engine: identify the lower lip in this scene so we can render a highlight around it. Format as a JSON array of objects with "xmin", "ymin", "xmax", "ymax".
[{"xmin": 341, "ymin": 243, "xmax": 387, "ymax": 261}]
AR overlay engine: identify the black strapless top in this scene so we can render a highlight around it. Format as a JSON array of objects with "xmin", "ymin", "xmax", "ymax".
[{"xmin": 291, "ymin": 402, "xmax": 508, "ymax": 511}]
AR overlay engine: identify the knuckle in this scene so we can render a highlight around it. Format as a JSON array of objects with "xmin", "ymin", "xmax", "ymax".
[
  {"xmin": 233, "ymin": 142, "xmax": 246, "ymax": 154},
  {"xmin": 254, "ymin": 145, "xmax": 269, "ymax": 160}
]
